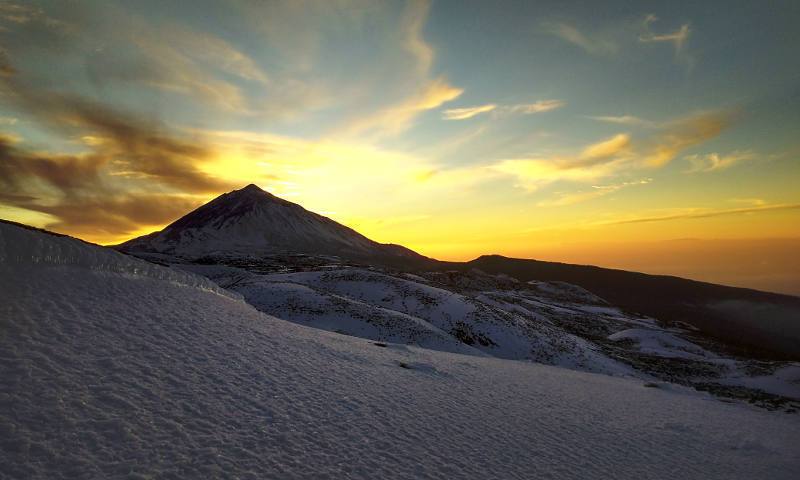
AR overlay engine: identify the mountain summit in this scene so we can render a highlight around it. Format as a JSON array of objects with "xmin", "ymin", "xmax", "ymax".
[{"xmin": 117, "ymin": 184, "xmax": 427, "ymax": 264}]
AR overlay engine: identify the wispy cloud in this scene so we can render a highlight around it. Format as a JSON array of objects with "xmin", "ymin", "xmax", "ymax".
[
  {"xmin": 488, "ymin": 109, "xmax": 735, "ymax": 191},
  {"xmin": 639, "ymin": 14, "xmax": 690, "ymax": 52},
  {"xmin": 403, "ymin": 0, "xmax": 435, "ymax": 75},
  {"xmin": 544, "ymin": 15, "xmax": 694, "ymax": 67},
  {"xmin": 639, "ymin": 14, "xmax": 693, "ymax": 67},
  {"xmin": 579, "ymin": 133, "xmax": 631, "ymax": 162},
  {"xmin": 442, "ymin": 104, "xmax": 497, "ymax": 120},
  {"xmin": 537, "ymin": 179, "xmax": 651, "ymax": 207},
  {"xmin": 506, "ymin": 100, "xmax": 565, "ymax": 114},
  {"xmin": 641, "ymin": 110, "xmax": 736, "ymax": 167},
  {"xmin": 104, "ymin": 22, "xmax": 272, "ymax": 113},
  {"xmin": 509, "ymin": 133, "xmax": 634, "ymax": 180},
  {"xmin": 0, "ymin": 1, "xmax": 279, "ymax": 115},
  {"xmin": 0, "ymin": 1, "xmax": 70, "ymax": 30},
  {"xmin": 542, "ymin": 22, "xmax": 617, "ymax": 56},
  {"xmin": 332, "ymin": 1, "xmax": 467, "ymax": 138},
  {"xmin": 684, "ymin": 151, "xmax": 755, "ymax": 173},
  {"xmin": 585, "ymin": 115, "xmax": 655, "ymax": 128},
  {"xmin": 729, "ymin": 198, "xmax": 767, "ymax": 207},
  {"xmin": 488, "ymin": 153, "xmax": 623, "ymax": 192},
  {"xmin": 340, "ymin": 77, "xmax": 463, "ymax": 138},
  {"xmin": 600, "ymin": 203, "xmax": 800, "ymax": 226},
  {"xmin": 443, "ymin": 99, "xmax": 564, "ymax": 121}
]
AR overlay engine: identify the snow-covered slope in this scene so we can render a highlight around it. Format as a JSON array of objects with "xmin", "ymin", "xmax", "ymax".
[
  {"xmin": 3, "ymin": 221, "xmax": 800, "ymax": 479},
  {"xmin": 191, "ymin": 265, "xmax": 634, "ymax": 375},
  {"xmin": 178, "ymin": 259, "xmax": 800, "ymax": 408},
  {"xmin": 116, "ymin": 184, "xmax": 425, "ymax": 264}
]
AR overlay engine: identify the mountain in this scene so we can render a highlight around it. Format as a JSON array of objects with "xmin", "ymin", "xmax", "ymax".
[
  {"xmin": 3, "ymin": 219, "xmax": 799, "ymax": 479},
  {"xmin": 116, "ymin": 184, "xmax": 429, "ymax": 266}
]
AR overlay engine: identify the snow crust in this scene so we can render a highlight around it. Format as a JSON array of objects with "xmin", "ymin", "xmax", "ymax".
[{"xmin": 2, "ymin": 221, "xmax": 800, "ymax": 479}]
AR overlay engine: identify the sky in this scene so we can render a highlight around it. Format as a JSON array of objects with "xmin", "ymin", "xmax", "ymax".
[{"xmin": 1, "ymin": 0, "xmax": 799, "ymax": 294}]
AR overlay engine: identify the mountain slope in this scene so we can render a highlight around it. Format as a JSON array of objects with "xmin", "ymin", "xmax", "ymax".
[
  {"xmin": 175, "ymin": 258, "xmax": 800, "ymax": 407},
  {"xmin": 117, "ymin": 184, "xmax": 428, "ymax": 265},
  {"xmin": 180, "ymin": 263, "xmax": 638, "ymax": 376},
  {"xmin": 452, "ymin": 255, "xmax": 800, "ymax": 359},
  {"xmin": 3, "ymin": 220, "xmax": 799, "ymax": 479}
]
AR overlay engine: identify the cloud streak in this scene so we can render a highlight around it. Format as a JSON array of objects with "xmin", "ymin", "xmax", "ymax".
[
  {"xmin": 443, "ymin": 100, "xmax": 564, "ymax": 121},
  {"xmin": 542, "ymin": 22, "xmax": 617, "ymax": 56},
  {"xmin": 330, "ymin": 1, "xmax": 468, "ymax": 139},
  {"xmin": 537, "ymin": 179, "xmax": 652, "ymax": 207},
  {"xmin": 641, "ymin": 110, "xmax": 736, "ymax": 167},
  {"xmin": 684, "ymin": 151, "xmax": 755, "ymax": 173},
  {"xmin": 603, "ymin": 203, "xmax": 800, "ymax": 226},
  {"xmin": 340, "ymin": 77, "xmax": 463, "ymax": 138},
  {"xmin": 442, "ymin": 104, "xmax": 497, "ymax": 120},
  {"xmin": 579, "ymin": 133, "xmax": 631, "ymax": 162},
  {"xmin": 639, "ymin": 14, "xmax": 690, "ymax": 52},
  {"xmin": 487, "ymin": 109, "xmax": 735, "ymax": 191},
  {"xmin": 506, "ymin": 100, "xmax": 565, "ymax": 114},
  {"xmin": 639, "ymin": 14, "xmax": 693, "ymax": 68},
  {"xmin": 585, "ymin": 115, "xmax": 655, "ymax": 128}
]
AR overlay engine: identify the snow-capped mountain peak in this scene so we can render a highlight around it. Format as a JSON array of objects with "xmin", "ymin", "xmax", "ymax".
[{"xmin": 117, "ymin": 184, "xmax": 427, "ymax": 263}]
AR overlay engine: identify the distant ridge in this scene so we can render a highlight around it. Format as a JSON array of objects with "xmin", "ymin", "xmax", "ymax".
[{"xmin": 447, "ymin": 254, "xmax": 800, "ymax": 359}]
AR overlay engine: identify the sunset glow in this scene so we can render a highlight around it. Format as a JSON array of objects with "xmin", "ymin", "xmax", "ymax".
[{"xmin": 1, "ymin": 1, "xmax": 798, "ymax": 293}]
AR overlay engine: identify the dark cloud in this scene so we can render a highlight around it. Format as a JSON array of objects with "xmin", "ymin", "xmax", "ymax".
[
  {"xmin": 0, "ymin": 134, "xmax": 105, "ymax": 193},
  {"xmin": 33, "ymin": 194, "xmax": 204, "ymax": 239},
  {"xmin": 0, "ymin": 191, "xmax": 37, "ymax": 203},
  {"xmin": 64, "ymin": 100, "xmax": 229, "ymax": 194},
  {"xmin": 0, "ymin": 132, "xmax": 202, "ymax": 237},
  {"xmin": 0, "ymin": 47, "xmax": 16, "ymax": 77},
  {"xmin": 0, "ymin": 81, "xmax": 237, "ymax": 240},
  {"xmin": 2, "ymin": 81, "xmax": 234, "ymax": 194}
]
